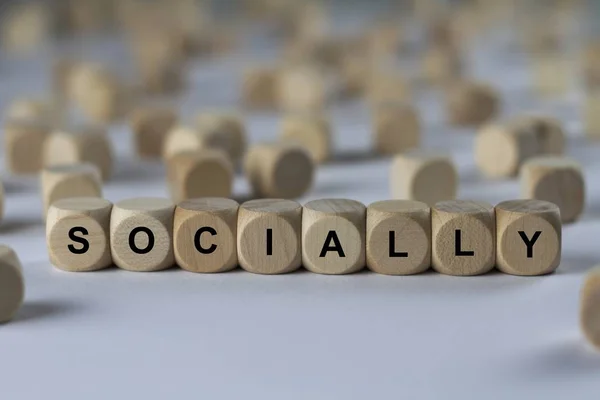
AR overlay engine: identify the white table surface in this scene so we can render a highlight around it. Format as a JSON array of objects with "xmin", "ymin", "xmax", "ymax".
[{"xmin": 1, "ymin": 23, "xmax": 600, "ymax": 400}]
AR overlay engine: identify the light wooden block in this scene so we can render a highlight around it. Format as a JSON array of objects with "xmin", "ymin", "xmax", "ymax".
[
  {"xmin": 421, "ymin": 45, "xmax": 463, "ymax": 86},
  {"xmin": 43, "ymin": 126, "xmax": 114, "ymax": 181},
  {"xmin": 173, "ymin": 198, "xmax": 239, "ymax": 273},
  {"xmin": 238, "ymin": 199, "xmax": 302, "ymax": 274},
  {"xmin": 583, "ymin": 43, "xmax": 600, "ymax": 88},
  {"xmin": 4, "ymin": 118, "xmax": 50, "ymax": 174},
  {"xmin": 0, "ymin": 245, "xmax": 25, "ymax": 323},
  {"xmin": 46, "ymin": 197, "xmax": 113, "ymax": 272},
  {"xmin": 244, "ymin": 143, "xmax": 315, "ymax": 199},
  {"xmin": 513, "ymin": 115, "xmax": 565, "ymax": 155},
  {"xmin": 280, "ymin": 113, "xmax": 331, "ymax": 163},
  {"xmin": 41, "ymin": 163, "xmax": 103, "ymax": 217},
  {"xmin": 495, "ymin": 200, "xmax": 561, "ymax": 276},
  {"xmin": 110, "ymin": 197, "xmax": 175, "ymax": 272},
  {"xmin": 302, "ymin": 199, "xmax": 366, "ymax": 275},
  {"xmin": 581, "ymin": 267, "xmax": 600, "ymax": 350},
  {"xmin": 366, "ymin": 200, "xmax": 431, "ymax": 275},
  {"xmin": 432, "ymin": 200, "xmax": 495, "ymax": 276},
  {"xmin": 195, "ymin": 112, "xmax": 247, "ymax": 163},
  {"xmin": 5, "ymin": 98, "xmax": 57, "ymax": 123},
  {"xmin": 584, "ymin": 91, "xmax": 600, "ymax": 140},
  {"xmin": 163, "ymin": 125, "xmax": 234, "ymax": 161},
  {"xmin": 475, "ymin": 122, "xmax": 540, "ymax": 178},
  {"xmin": 520, "ymin": 156, "xmax": 585, "ymax": 223},
  {"xmin": 1, "ymin": 2, "xmax": 49, "ymax": 53},
  {"xmin": 373, "ymin": 103, "xmax": 421, "ymax": 155},
  {"xmin": 532, "ymin": 54, "xmax": 570, "ymax": 97},
  {"xmin": 391, "ymin": 152, "xmax": 457, "ymax": 206},
  {"xmin": 130, "ymin": 106, "xmax": 178, "ymax": 159},
  {"xmin": 242, "ymin": 67, "xmax": 279, "ymax": 110},
  {"xmin": 166, "ymin": 150, "xmax": 234, "ymax": 202},
  {"xmin": 446, "ymin": 81, "xmax": 500, "ymax": 127},
  {"xmin": 366, "ymin": 71, "xmax": 411, "ymax": 106},
  {"xmin": 277, "ymin": 65, "xmax": 329, "ymax": 112}
]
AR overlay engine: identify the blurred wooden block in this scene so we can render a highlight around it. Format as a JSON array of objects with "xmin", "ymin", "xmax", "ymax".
[
  {"xmin": 475, "ymin": 122, "xmax": 540, "ymax": 178},
  {"xmin": 513, "ymin": 115, "xmax": 565, "ymax": 155},
  {"xmin": 110, "ymin": 197, "xmax": 175, "ymax": 272},
  {"xmin": 391, "ymin": 152, "xmax": 457, "ymax": 206},
  {"xmin": 242, "ymin": 67, "xmax": 279, "ymax": 110},
  {"xmin": 373, "ymin": 102, "xmax": 420, "ymax": 155},
  {"xmin": 366, "ymin": 71, "xmax": 411, "ymax": 106},
  {"xmin": 1, "ymin": 2, "xmax": 49, "ymax": 53},
  {"xmin": 0, "ymin": 245, "xmax": 25, "ymax": 323},
  {"xmin": 5, "ymin": 99, "xmax": 59, "ymax": 123},
  {"xmin": 173, "ymin": 198, "xmax": 239, "ymax": 273},
  {"xmin": 495, "ymin": 200, "xmax": 561, "ymax": 276},
  {"xmin": 581, "ymin": 267, "xmax": 600, "ymax": 350},
  {"xmin": 4, "ymin": 118, "xmax": 51, "ymax": 174},
  {"xmin": 166, "ymin": 150, "xmax": 234, "ymax": 202},
  {"xmin": 584, "ymin": 91, "xmax": 600, "ymax": 140},
  {"xmin": 302, "ymin": 199, "xmax": 366, "ymax": 275},
  {"xmin": 237, "ymin": 199, "xmax": 302, "ymax": 274},
  {"xmin": 582, "ymin": 42, "xmax": 600, "ymax": 88},
  {"xmin": 421, "ymin": 45, "xmax": 463, "ymax": 86},
  {"xmin": 280, "ymin": 113, "xmax": 331, "ymax": 163},
  {"xmin": 41, "ymin": 163, "xmax": 103, "ymax": 217},
  {"xmin": 244, "ymin": 143, "xmax": 315, "ymax": 199},
  {"xmin": 67, "ymin": 64, "xmax": 129, "ymax": 123},
  {"xmin": 195, "ymin": 112, "xmax": 247, "ymax": 163},
  {"xmin": 532, "ymin": 54, "xmax": 570, "ymax": 97},
  {"xmin": 277, "ymin": 65, "xmax": 330, "ymax": 112},
  {"xmin": 366, "ymin": 200, "xmax": 431, "ymax": 275},
  {"xmin": 46, "ymin": 197, "xmax": 113, "ymax": 272},
  {"xmin": 432, "ymin": 200, "xmax": 495, "ymax": 276},
  {"xmin": 130, "ymin": 106, "xmax": 178, "ymax": 159},
  {"xmin": 446, "ymin": 81, "xmax": 500, "ymax": 127},
  {"xmin": 43, "ymin": 125, "xmax": 114, "ymax": 181},
  {"xmin": 164, "ymin": 126, "xmax": 226, "ymax": 160},
  {"xmin": 520, "ymin": 156, "xmax": 585, "ymax": 223}
]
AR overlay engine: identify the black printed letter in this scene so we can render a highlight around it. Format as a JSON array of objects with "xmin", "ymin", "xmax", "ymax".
[
  {"xmin": 455, "ymin": 230, "xmax": 474, "ymax": 256},
  {"xmin": 194, "ymin": 227, "xmax": 217, "ymax": 254},
  {"xmin": 319, "ymin": 231, "xmax": 345, "ymax": 257},
  {"xmin": 389, "ymin": 231, "xmax": 408, "ymax": 257},
  {"xmin": 518, "ymin": 231, "xmax": 542, "ymax": 258},
  {"xmin": 129, "ymin": 227, "xmax": 155, "ymax": 254},
  {"xmin": 266, "ymin": 229, "xmax": 273, "ymax": 256},
  {"xmin": 68, "ymin": 227, "xmax": 90, "ymax": 254}
]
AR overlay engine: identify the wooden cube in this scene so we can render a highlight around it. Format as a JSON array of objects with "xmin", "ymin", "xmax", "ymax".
[
  {"xmin": 46, "ymin": 197, "xmax": 113, "ymax": 272},
  {"xmin": 532, "ymin": 54, "xmax": 570, "ymax": 97},
  {"xmin": 43, "ymin": 125, "xmax": 114, "ymax": 181},
  {"xmin": 41, "ymin": 163, "xmax": 103, "ymax": 217},
  {"xmin": 495, "ymin": 200, "xmax": 561, "ymax": 276},
  {"xmin": 173, "ymin": 198, "xmax": 239, "ymax": 273},
  {"xmin": 166, "ymin": 150, "xmax": 234, "ymax": 202},
  {"xmin": 277, "ymin": 65, "xmax": 329, "ymax": 112},
  {"xmin": 366, "ymin": 71, "xmax": 411, "ymax": 106},
  {"xmin": 582, "ymin": 42, "xmax": 600, "ymax": 88},
  {"xmin": 432, "ymin": 200, "xmax": 495, "ymax": 276},
  {"xmin": 475, "ymin": 122, "xmax": 540, "ymax": 178},
  {"xmin": 584, "ymin": 90, "xmax": 600, "ymax": 140},
  {"xmin": 244, "ymin": 143, "xmax": 315, "ymax": 199},
  {"xmin": 0, "ymin": 245, "xmax": 25, "ymax": 323},
  {"xmin": 130, "ymin": 106, "xmax": 178, "ymax": 159},
  {"xmin": 421, "ymin": 45, "xmax": 463, "ymax": 86},
  {"xmin": 581, "ymin": 267, "xmax": 600, "ymax": 350},
  {"xmin": 391, "ymin": 152, "xmax": 457, "ymax": 205},
  {"xmin": 366, "ymin": 200, "xmax": 431, "ymax": 275},
  {"xmin": 280, "ymin": 113, "xmax": 331, "ymax": 163},
  {"xmin": 110, "ymin": 197, "xmax": 175, "ymax": 272},
  {"xmin": 4, "ymin": 118, "xmax": 51, "ymax": 174},
  {"xmin": 163, "ymin": 125, "xmax": 233, "ymax": 161},
  {"xmin": 512, "ymin": 115, "xmax": 565, "ymax": 155},
  {"xmin": 302, "ymin": 199, "xmax": 366, "ymax": 275},
  {"xmin": 1, "ymin": 2, "xmax": 49, "ymax": 54},
  {"xmin": 242, "ymin": 67, "xmax": 279, "ymax": 110},
  {"xmin": 5, "ymin": 98, "xmax": 57, "ymax": 123},
  {"xmin": 238, "ymin": 199, "xmax": 302, "ymax": 274},
  {"xmin": 446, "ymin": 81, "xmax": 500, "ymax": 127},
  {"xmin": 195, "ymin": 112, "xmax": 247, "ymax": 163},
  {"xmin": 520, "ymin": 156, "xmax": 585, "ymax": 223},
  {"xmin": 373, "ymin": 103, "xmax": 421, "ymax": 155}
]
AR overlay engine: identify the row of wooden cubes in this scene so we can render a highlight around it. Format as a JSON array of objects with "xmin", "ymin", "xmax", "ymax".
[{"xmin": 47, "ymin": 197, "xmax": 561, "ymax": 276}]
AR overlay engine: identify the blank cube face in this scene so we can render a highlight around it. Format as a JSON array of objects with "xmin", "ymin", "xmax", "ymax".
[
  {"xmin": 110, "ymin": 198, "xmax": 175, "ymax": 272},
  {"xmin": 520, "ymin": 156, "xmax": 585, "ymax": 223},
  {"xmin": 238, "ymin": 199, "xmax": 302, "ymax": 274},
  {"xmin": 302, "ymin": 199, "xmax": 366, "ymax": 275},
  {"xmin": 367, "ymin": 73, "xmax": 411, "ymax": 105},
  {"xmin": 0, "ymin": 245, "xmax": 25, "ymax": 323},
  {"xmin": 373, "ymin": 104, "xmax": 420, "ymax": 155},
  {"xmin": 196, "ymin": 113, "xmax": 247, "ymax": 162},
  {"xmin": 446, "ymin": 81, "xmax": 500, "ymax": 127},
  {"xmin": 174, "ymin": 198, "xmax": 238, "ymax": 273},
  {"xmin": 581, "ymin": 268, "xmax": 600, "ymax": 350},
  {"xmin": 532, "ymin": 56, "xmax": 570, "ymax": 97},
  {"xmin": 367, "ymin": 200, "xmax": 431, "ymax": 275},
  {"xmin": 242, "ymin": 68, "xmax": 278, "ymax": 109},
  {"xmin": 496, "ymin": 200, "xmax": 561, "ymax": 276},
  {"xmin": 4, "ymin": 119, "xmax": 50, "ymax": 174},
  {"xmin": 391, "ymin": 152, "xmax": 457, "ymax": 206},
  {"xmin": 280, "ymin": 114, "xmax": 331, "ymax": 164},
  {"xmin": 41, "ymin": 163, "xmax": 103, "ymax": 216},
  {"xmin": 131, "ymin": 107, "xmax": 178, "ymax": 159},
  {"xmin": 432, "ymin": 201, "xmax": 495, "ymax": 276},
  {"xmin": 46, "ymin": 197, "xmax": 113, "ymax": 272},
  {"xmin": 277, "ymin": 66, "xmax": 327, "ymax": 112},
  {"xmin": 167, "ymin": 150, "xmax": 234, "ymax": 202}
]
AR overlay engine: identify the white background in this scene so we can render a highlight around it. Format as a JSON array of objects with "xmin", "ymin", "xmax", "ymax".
[{"xmin": 1, "ymin": 17, "xmax": 600, "ymax": 400}]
